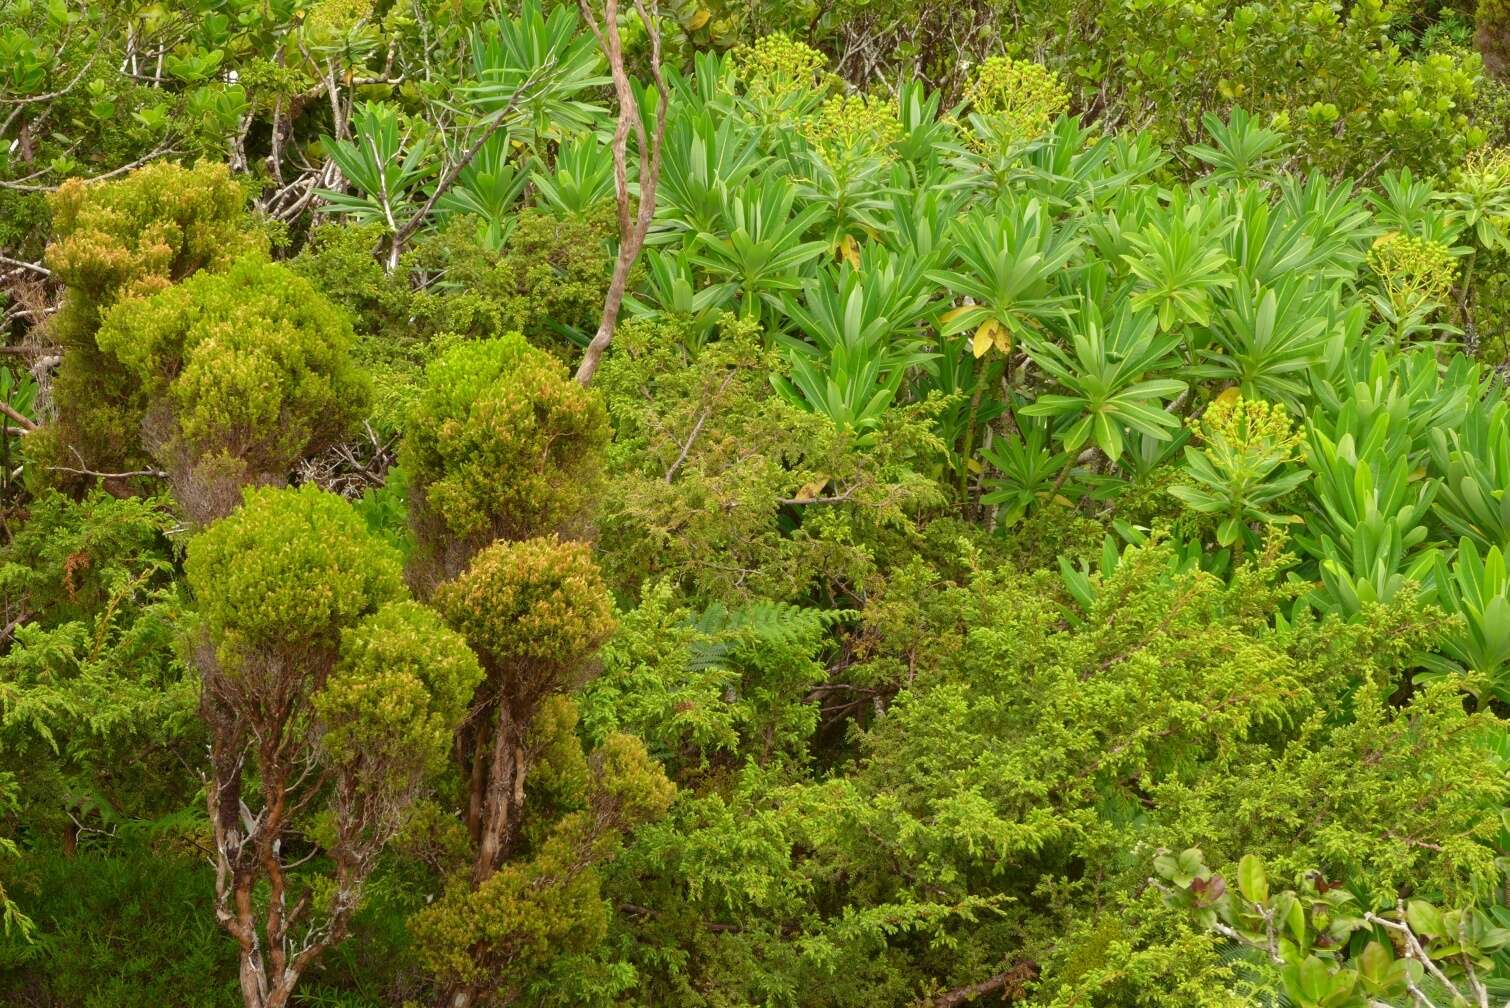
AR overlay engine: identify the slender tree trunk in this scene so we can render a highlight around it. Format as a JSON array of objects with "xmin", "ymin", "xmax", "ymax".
[
  {"xmin": 574, "ymin": 0, "xmax": 668, "ymax": 387},
  {"xmin": 474, "ymin": 700, "xmax": 525, "ymax": 885},
  {"xmin": 465, "ymin": 717, "xmax": 487, "ymax": 850},
  {"xmin": 238, "ymin": 953, "xmax": 264, "ymax": 1008},
  {"xmin": 439, "ymin": 985, "xmax": 480, "ymax": 1008}
]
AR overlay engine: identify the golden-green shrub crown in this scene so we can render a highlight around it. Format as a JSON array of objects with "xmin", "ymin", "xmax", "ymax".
[
  {"xmin": 402, "ymin": 334, "xmax": 609, "ymax": 543},
  {"xmin": 409, "ymin": 731, "xmax": 672, "ymax": 988},
  {"xmin": 45, "ymin": 160, "xmax": 262, "ymax": 306},
  {"xmin": 315, "ymin": 600, "xmax": 483, "ymax": 784},
  {"xmin": 587, "ymin": 730, "xmax": 678, "ymax": 826},
  {"xmin": 185, "ymin": 484, "xmax": 404, "ymax": 671},
  {"xmin": 432, "ymin": 535, "xmax": 617, "ymax": 679},
  {"xmin": 96, "ymin": 255, "xmax": 368, "ymax": 474},
  {"xmin": 964, "ymin": 56, "xmax": 1070, "ymax": 143}
]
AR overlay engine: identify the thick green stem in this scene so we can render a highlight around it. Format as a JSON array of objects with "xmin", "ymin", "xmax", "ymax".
[{"xmin": 957, "ymin": 358, "xmax": 997, "ymax": 502}]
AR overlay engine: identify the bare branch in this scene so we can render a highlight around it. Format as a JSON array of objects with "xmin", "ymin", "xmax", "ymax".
[
  {"xmin": 383, "ymin": 61, "xmax": 555, "ymax": 269},
  {"xmin": 0, "ymin": 401, "xmax": 35, "ymax": 432},
  {"xmin": 574, "ymin": 0, "xmax": 668, "ymax": 386},
  {"xmin": 0, "ymin": 254, "xmax": 50, "ymax": 278}
]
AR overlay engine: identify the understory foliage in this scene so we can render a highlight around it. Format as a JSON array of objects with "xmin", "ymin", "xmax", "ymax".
[{"xmin": 4, "ymin": 2, "xmax": 1510, "ymax": 1008}]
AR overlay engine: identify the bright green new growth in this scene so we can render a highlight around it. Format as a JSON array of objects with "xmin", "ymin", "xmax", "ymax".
[
  {"xmin": 186, "ymin": 483, "xmax": 404, "ymax": 667},
  {"xmin": 97, "ymin": 255, "xmax": 368, "ymax": 522},
  {"xmin": 401, "ymin": 334, "xmax": 609, "ymax": 585},
  {"xmin": 33, "ymin": 161, "xmax": 264, "ymax": 487},
  {"xmin": 316, "ymin": 600, "xmax": 483, "ymax": 785}
]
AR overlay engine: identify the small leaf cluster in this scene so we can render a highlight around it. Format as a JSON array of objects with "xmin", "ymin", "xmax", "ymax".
[{"xmin": 315, "ymin": 600, "xmax": 482, "ymax": 786}]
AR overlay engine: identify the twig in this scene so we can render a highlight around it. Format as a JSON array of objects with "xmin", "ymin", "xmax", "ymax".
[
  {"xmin": 0, "ymin": 255, "xmax": 50, "ymax": 278},
  {"xmin": 0, "ymin": 610, "xmax": 29, "ymax": 647},
  {"xmin": 0, "ymin": 401, "xmax": 34, "ymax": 432},
  {"xmin": 0, "ymin": 50, "xmax": 100, "ymax": 136},
  {"xmin": 1364, "ymin": 907, "xmax": 1463, "ymax": 1007},
  {"xmin": 0, "ymin": 144, "xmax": 180, "ymax": 192},
  {"xmin": 920, "ymin": 965, "xmax": 1033, "ymax": 1007},
  {"xmin": 381, "ymin": 61, "xmax": 555, "ymax": 268},
  {"xmin": 50, "ymin": 464, "xmax": 167, "ymax": 480},
  {"xmin": 665, "ymin": 372, "xmax": 734, "ymax": 482},
  {"xmin": 779, "ymin": 486, "xmax": 860, "ymax": 506}
]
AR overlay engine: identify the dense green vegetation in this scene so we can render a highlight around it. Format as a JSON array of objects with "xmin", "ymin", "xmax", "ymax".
[{"xmin": 3, "ymin": 1, "xmax": 1510, "ymax": 1006}]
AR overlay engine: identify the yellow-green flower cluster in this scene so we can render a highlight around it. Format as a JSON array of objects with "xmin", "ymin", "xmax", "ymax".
[
  {"xmin": 1457, "ymin": 145, "xmax": 1510, "ymax": 187},
  {"xmin": 1192, "ymin": 394, "xmax": 1303, "ymax": 463},
  {"xmin": 963, "ymin": 56, "xmax": 1069, "ymax": 145},
  {"xmin": 801, "ymin": 93, "xmax": 902, "ymax": 160},
  {"xmin": 732, "ymin": 32, "xmax": 828, "ymax": 98},
  {"xmin": 1367, "ymin": 231, "xmax": 1459, "ymax": 314}
]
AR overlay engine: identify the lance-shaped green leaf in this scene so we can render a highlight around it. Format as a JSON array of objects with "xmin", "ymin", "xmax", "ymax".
[
  {"xmin": 929, "ymin": 196, "xmax": 1081, "ymax": 355},
  {"xmin": 1122, "ymin": 190, "xmax": 1234, "ymax": 331},
  {"xmin": 1018, "ymin": 300, "xmax": 1186, "ymax": 462}
]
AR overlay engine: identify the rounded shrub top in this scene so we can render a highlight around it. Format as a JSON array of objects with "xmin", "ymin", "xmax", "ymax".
[
  {"xmin": 186, "ymin": 484, "xmax": 404, "ymax": 666},
  {"xmin": 46, "ymin": 160, "xmax": 261, "ymax": 305},
  {"xmin": 432, "ymin": 536, "xmax": 616, "ymax": 687},
  {"xmin": 316, "ymin": 600, "xmax": 484, "ymax": 784},
  {"xmin": 402, "ymin": 334, "xmax": 609, "ymax": 546},
  {"xmin": 96, "ymin": 254, "xmax": 368, "ymax": 474}
]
